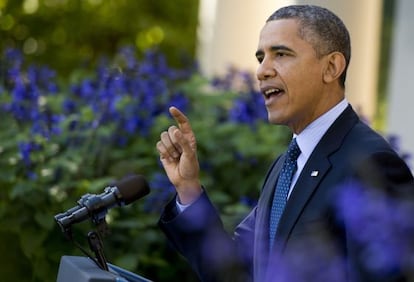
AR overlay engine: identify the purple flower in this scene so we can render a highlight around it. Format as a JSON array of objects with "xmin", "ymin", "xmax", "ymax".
[
  {"xmin": 18, "ymin": 141, "xmax": 33, "ymax": 166},
  {"xmin": 2, "ymin": 46, "xmax": 197, "ymax": 192},
  {"xmin": 335, "ymin": 180, "xmax": 414, "ymax": 276}
]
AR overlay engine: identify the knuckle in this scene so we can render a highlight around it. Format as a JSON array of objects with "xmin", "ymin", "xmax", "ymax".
[
  {"xmin": 168, "ymin": 126, "xmax": 178, "ymax": 134},
  {"xmin": 156, "ymin": 141, "xmax": 162, "ymax": 149}
]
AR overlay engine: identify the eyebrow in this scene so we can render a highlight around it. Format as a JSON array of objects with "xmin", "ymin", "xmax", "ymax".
[{"xmin": 255, "ymin": 45, "xmax": 294, "ymax": 57}]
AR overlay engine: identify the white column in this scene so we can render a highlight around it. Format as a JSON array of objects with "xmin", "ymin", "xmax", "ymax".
[
  {"xmin": 386, "ymin": 0, "xmax": 414, "ymax": 169},
  {"xmin": 197, "ymin": 0, "xmax": 382, "ymax": 122},
  {"xmin": 197, "ymin": 0, "xmax": 287, "ymax": 77}
]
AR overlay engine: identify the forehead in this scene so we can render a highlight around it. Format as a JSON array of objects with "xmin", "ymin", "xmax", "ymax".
[{"xmin": 257, "ymin": 19, "xmax": 307, "ymax": 50}]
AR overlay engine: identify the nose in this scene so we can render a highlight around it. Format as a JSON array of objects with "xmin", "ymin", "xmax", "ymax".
[{"xmin": 256, "ymin": 58, "xmax": 277, "ymax": 81}]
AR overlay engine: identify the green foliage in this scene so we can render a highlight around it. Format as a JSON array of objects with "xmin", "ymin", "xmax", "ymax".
[{"xmin": 0, "ymin": 0, "xmax": 199, "ymax": 76}]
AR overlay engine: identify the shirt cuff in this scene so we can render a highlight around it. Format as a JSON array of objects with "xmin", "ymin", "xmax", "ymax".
[
  {"xmin": 175, "ymin": 190, "xmax": 204, "ymax": 213},
  {"xmin": 176, "ymin": 197, "xmax": 191, "ymax": 213}
]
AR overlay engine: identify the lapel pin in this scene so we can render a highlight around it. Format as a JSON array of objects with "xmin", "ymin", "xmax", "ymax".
[{"xmin": 311, "ymin": 170, "xmax": 319, "ymax": 177}]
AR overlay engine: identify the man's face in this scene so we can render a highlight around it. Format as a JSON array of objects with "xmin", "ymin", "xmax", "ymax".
[{"xmin": 256, "ymin": 19, "xmax": 329, "ymax": 133}]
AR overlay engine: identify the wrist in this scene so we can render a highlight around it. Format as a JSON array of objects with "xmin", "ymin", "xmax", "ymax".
[{"xmin": 176, "ymin": 181, "xmax": 202, "ymax": 205}]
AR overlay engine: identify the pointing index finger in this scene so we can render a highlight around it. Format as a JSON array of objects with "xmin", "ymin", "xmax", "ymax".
[{"xmin": 169, "ymin": 106, "xmax": 192, "ymax": 131}]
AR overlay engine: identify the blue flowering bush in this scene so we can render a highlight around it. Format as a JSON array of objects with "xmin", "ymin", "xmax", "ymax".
[{"xmin": 0, "ymin": 47, "xmax": 290, "ymax": 281}]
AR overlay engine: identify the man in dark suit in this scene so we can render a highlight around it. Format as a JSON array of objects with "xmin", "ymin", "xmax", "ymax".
[{"xmin": 156, "ymin": 5, "xmax": 414, "ymax": 282}]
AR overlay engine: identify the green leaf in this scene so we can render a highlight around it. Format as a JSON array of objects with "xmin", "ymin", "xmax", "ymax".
[{"xmin": 35, "ymin": 212, "xmax": 55, "ymax": 230}]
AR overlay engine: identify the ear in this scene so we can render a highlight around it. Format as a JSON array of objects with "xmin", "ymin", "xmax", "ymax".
[{"xmin": 322, "ymin": 52, "xmax": 346, "ymax": 84}]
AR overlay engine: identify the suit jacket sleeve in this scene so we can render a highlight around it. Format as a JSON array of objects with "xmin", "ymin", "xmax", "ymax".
[{"xmin": 158, "ymin": 191, "xmax": 254, "ymax": 282}]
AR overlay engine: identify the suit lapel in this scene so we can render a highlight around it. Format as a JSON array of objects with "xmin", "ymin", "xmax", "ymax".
[
  {"xmin": 274, "ymin": 153, "xmax": 331, "ymax": 248},
  {"xmin": 274, "ymin": 105, "xmax": 360, "ymax": 252}
]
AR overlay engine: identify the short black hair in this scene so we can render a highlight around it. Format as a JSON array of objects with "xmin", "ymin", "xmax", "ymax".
[{"xmin": 267, "ymin": 5, "xmax": 351, "ymax": 88}]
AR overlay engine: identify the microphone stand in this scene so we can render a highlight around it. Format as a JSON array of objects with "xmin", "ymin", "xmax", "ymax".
[
  {"xmin": 87, "ymin": 230, "xmax": 109, "ymax": 271},
  {"xmin": 87, "ymin": 204, "xmax": 111, "ymax": 271}
]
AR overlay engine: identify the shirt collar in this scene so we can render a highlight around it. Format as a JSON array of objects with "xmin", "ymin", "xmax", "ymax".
[{"xmin": 294, "ymin": 99, "xmax": 349, "ymax": 160}]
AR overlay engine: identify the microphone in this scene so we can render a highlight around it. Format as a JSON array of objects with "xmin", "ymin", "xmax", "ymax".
[{"xmin": 54, "ymin": 174, "xmax": 150, "ymax": 232}]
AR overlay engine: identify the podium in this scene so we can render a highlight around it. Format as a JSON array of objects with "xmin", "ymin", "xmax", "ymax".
[{"xmin": 56, "ymin": 255, "xmax": 153, "ymax": 282}]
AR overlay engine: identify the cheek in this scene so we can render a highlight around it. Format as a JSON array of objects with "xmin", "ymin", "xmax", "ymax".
[
  {"xmin": 286, "ymin": 80, "xmax": 320, "ymax": 113},
  {"xmin": 287, "ymin": 66, "xmax": 322, "ymax": 98}
]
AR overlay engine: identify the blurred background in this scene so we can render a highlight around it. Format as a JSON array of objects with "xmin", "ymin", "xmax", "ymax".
[{"xmin": 0, "ymin": 0, "xmax": 412, "ymax": 281}]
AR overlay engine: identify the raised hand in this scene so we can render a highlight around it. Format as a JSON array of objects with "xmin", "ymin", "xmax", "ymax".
[{"xmin": 156, "ymin": 106, "xmax": 202, "ymax": 204}]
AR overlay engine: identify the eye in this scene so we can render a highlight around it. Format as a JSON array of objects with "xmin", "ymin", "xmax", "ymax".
[
  {"xmin": 256, "ymin": 55, "xmax": 264, "ymax": 63},
  {"xmin": 255, "ymin": 50, "xmax": 265, "ymax": 63}
]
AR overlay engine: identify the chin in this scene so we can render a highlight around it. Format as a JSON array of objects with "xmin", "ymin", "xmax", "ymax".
[
  {"xmin": 266, "ymin": 108, "xmax": 283, "ymax": 123},
  {"xmin": 267, "ymin": 114, "xmax": 284, "ymax": 125}
]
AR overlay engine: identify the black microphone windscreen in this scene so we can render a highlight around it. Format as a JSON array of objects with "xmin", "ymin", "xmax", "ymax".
[{"xmin": 116, "ymin": 174, "xmax": 150, "ymax": 205}]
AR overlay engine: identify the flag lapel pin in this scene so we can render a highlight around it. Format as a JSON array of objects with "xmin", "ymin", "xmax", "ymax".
[{"xmin": 311, "ymin": 170, "xmax": 319, "ymax": 177}]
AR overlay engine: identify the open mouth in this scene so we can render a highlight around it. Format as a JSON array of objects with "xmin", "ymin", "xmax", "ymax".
[{"xmin": 263, "ymin": 88, "xmax": 284, "ymax": 98}]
